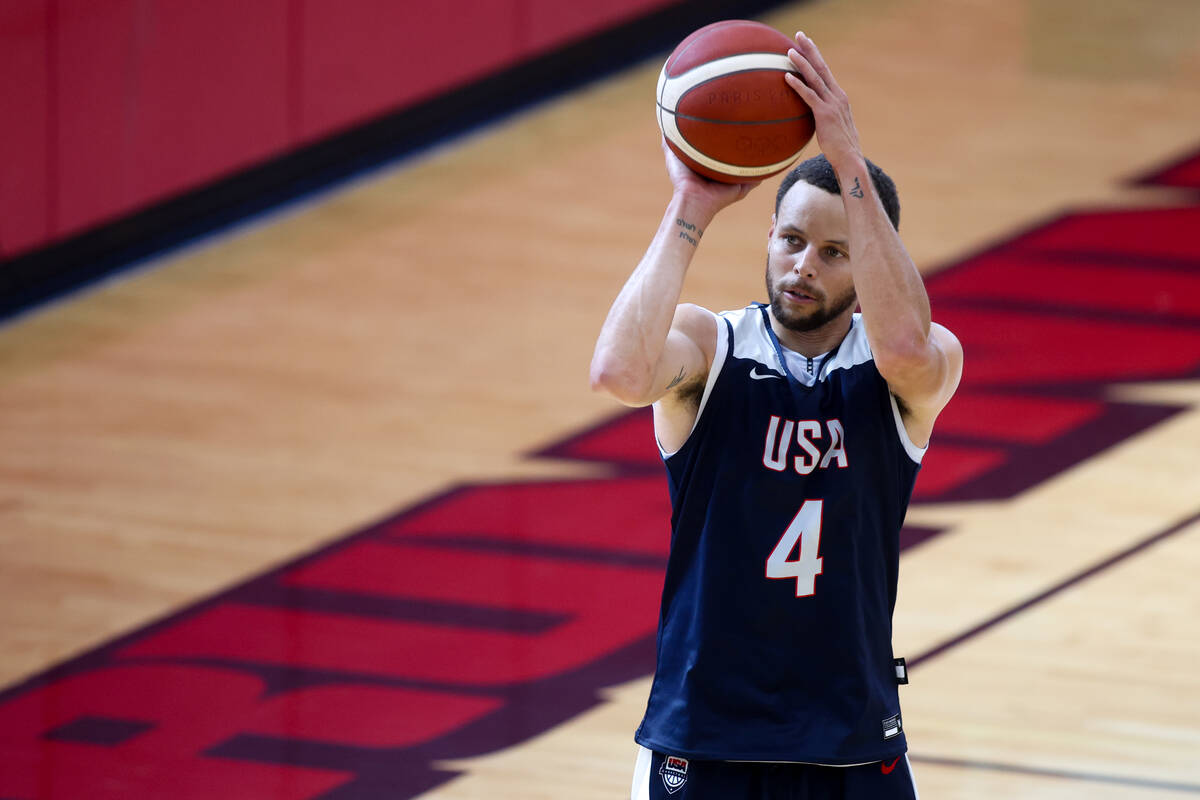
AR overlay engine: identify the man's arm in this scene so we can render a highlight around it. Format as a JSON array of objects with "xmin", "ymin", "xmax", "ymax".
[
  {"xmin": 590, "ymin": 142, "xmax": 757, "ymax": 448},
  {"xmin": 785, "ymin": 32, "xmax": 962, "ymax": 446},
  {"xmin": 589, "ymin": 191, "xmax": 719, "ymax": 408}
]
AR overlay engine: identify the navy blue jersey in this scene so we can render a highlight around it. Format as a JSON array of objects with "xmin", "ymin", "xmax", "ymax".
[{"xmin": 635, "ymin": 304, "xmax": 926, "ymax": 765}]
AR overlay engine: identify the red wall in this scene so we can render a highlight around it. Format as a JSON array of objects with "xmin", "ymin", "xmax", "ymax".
[{"xmin": 0, "ymin": 0, "xmax": 676, "ymax": 259}]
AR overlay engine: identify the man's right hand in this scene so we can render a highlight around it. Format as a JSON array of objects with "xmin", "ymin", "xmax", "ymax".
[{"xmin": 662, "ymin": 138, "xmax": 759, "ymax": 217}]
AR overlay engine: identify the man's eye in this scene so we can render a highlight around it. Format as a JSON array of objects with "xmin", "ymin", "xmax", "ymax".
[
  {"xmin": 825, "ymin": 247, "xmax": 845, "ymax": 258},
  {"xmin": 784, "ymin": 235, "xmax": 802, "ymax": 247}
]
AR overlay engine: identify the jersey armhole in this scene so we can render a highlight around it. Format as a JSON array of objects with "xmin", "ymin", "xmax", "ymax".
[
  {"xmin": 657, "ymin": 315, "xmax": 730, "ymax": 459},
  {"xmin": 889, "ymin": 391, "xmax": 928, "ymax": 464}
]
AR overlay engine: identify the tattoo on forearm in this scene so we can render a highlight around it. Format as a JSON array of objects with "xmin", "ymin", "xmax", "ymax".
[
  {"xmin": 665, "ymin": 365, "xmax": 687, "ymax": 390},
  {"xmin": 675, "ymin": 217, "xmax": 703, "ymax": 247},
  {"xmin": 849, "ymin": 177, "xmax": 864, "ymax": 199}
]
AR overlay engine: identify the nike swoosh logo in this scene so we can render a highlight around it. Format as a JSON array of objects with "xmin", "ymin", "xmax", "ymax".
[
  {"xmin": 880, "ymin": 757, "xmax": 901, "ymax": 775},
  {"xmin": 749, "ymin": 367, "xmax": 784, "ymax": 380}
]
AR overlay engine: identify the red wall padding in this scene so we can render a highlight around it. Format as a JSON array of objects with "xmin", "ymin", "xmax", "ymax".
[
  {"xmin": 0, "ymin": 0, "xmax": 677, "ymax": 259},
  {"xmin": 54, "ymin": 0, "xmax": 292, "ymax": 237},
  {"xmin": 296, "ymin": 0, "xmax": 523, "ymax": 145},
  {"xmin": 0, "ymin": 0, "xmax": 53, "ymax": 256}
]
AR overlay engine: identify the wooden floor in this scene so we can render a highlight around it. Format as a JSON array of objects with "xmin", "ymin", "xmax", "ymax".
[{"xmin": 3, "ymin": 0, "xmax": 1200, "ymax": 797}]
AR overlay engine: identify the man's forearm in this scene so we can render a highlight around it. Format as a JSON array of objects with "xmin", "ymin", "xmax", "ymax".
[{"xmin": 833, "ymin": 156, "xmax": 932, "ymax": 367}]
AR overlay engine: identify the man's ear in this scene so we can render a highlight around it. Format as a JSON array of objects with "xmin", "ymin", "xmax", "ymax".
[{"xmin": 767, "ymin": 213, "xmax": 776, "ymax": 243}]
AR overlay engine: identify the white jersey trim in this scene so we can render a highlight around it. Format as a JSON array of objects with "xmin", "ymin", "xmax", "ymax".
[
  {"xmin": 631, "ymin": 745, "xmax": 653, "ymax": 800},
  {"xmin": 889, "ymin": 392, "xmax": 928, "ymax": 464},
  {"xmin": 907, "ymin": 753, "xmax": 921, "ymax": 798},
  {"xmin": 729, "ymin": 307, "xmax": 875, "ymax": 383},
  {"xmin": 728, "ymin": 305, "xmax": 778, "ymax": 370},
  {"xmin": 658, "ymin": 310, "xmax": 729, "ymax": 459}
]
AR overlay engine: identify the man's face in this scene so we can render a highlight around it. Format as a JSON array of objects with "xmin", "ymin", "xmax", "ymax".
[{"xmin": 766, "ymin": 181, "xmax": 857, "ymax": 333}]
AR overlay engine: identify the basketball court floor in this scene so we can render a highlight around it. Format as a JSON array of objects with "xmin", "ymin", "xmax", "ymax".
[{"xmin": 1, "ymin": 1, "xmax": 1199, "ymax": 797}]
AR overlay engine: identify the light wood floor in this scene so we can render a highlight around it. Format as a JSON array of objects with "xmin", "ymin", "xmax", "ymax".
[{"xmin": 3, "ymin": 0, "xmax": 1199, "ymax": 797}]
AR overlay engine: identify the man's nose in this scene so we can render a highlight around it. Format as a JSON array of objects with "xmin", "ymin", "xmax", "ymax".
[{"xmin": 793, "ymin": 245, "xmax": 819, "ymax": 277}]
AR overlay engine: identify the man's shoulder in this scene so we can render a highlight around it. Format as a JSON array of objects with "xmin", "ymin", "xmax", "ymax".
[{"xmin": 715, "ymin": 302, "xmax": 763, "ymax": 321}]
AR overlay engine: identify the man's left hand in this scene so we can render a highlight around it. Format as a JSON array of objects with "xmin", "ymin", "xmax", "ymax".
[{"xmin": 784, "ymin": 32, "xmax": 864, "ymax": 172}]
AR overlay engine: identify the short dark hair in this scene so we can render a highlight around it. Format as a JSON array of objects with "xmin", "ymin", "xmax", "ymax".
[{"xmin": 774, "ymin": 154, "xmax": 900, "ymax": 230}]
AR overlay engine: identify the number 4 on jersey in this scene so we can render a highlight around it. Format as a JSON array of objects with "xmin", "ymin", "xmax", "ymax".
[{"xmin": 766, "ymin": 500, "xmax": 824, "ymax": 597}]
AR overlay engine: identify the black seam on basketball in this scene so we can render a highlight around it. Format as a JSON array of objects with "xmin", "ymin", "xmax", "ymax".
[
  {"xmin": 663, "ymin": 111, "xmax": 713, "ymax": 173},
  {"xmin": 657, "ymin": 103, "xmax": 813, "ymax": 125},
  {"xmin": 666, "ymin": 117, "xmax": 801, "ymax": 177},
  {"xmin": 666, "ymin": 31, "xmax": 704, "ymax": 74},
  {"xmin": 675, "ymin": 128, "xmax": 720, "ymax": 176}
]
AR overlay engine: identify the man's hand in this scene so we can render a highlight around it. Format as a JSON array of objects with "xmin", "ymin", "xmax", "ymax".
[
  {"xmin": 783, "ymin": 32, "xmax": 863, "ymax": 171},
  {"xmin": 662, "ymin": 138, "xmax": 758, "ymax": 219}
]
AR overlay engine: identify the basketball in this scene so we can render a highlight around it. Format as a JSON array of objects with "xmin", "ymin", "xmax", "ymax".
[{"xmin": 656, "ymin": 20, "xmax": 815, "ymax": 183}]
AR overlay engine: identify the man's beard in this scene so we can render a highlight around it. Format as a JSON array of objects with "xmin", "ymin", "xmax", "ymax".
[{"xmin": 766, "ymin": 264, "xmax": 858, "ymax": 333}]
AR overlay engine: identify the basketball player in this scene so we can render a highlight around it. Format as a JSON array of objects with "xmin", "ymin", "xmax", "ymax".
[{"xmin": 590, "ymin": 32, "xmax": 962, "ymax": 799}]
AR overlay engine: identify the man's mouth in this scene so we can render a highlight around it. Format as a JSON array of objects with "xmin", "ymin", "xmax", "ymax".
[{"xmin": 782, "ymin": 288, "xmax": 817, "ymax": 304}]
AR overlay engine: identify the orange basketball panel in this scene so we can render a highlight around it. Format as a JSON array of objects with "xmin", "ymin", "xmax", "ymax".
[
  {"xmin": 676, "ymin": 71, "xmax": 810, "ymax": 124},
  {"xmin": 665, "ymin": 20, "xmax": 796, "ymax": 75},
  {"xmin": 675, "ymin": 116, "xmax": 813, "ymax": 168}
]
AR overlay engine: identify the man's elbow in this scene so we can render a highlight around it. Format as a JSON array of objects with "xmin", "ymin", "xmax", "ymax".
[
  {"xmin": 873, "ymin": 337, "xmax": 936, "ymax": 385},
  {"xmin": 588, "ymin": 361, "xmax": 623, "ymax": 396},
  {"xmin": 589, "ymin": 358, "xmax": 651, "ymax": 405}
]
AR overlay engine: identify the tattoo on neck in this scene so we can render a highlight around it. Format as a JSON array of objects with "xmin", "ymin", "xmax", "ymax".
[
  {"xmin": 849, "ymin": 177, "xmax": 864, "ymax": 199},
  {"xmin": 675, "ymin": 217, "xmax": 703, "ymax": 247},
  {"xmin": 665, "ymin": 365, "xmax": 687, "ymax": 390}
]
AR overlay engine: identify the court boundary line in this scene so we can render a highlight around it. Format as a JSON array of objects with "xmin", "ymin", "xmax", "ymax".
[{"xmin": 910, "ymin": 507, "xmax": 1200, "ymax": 668}]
